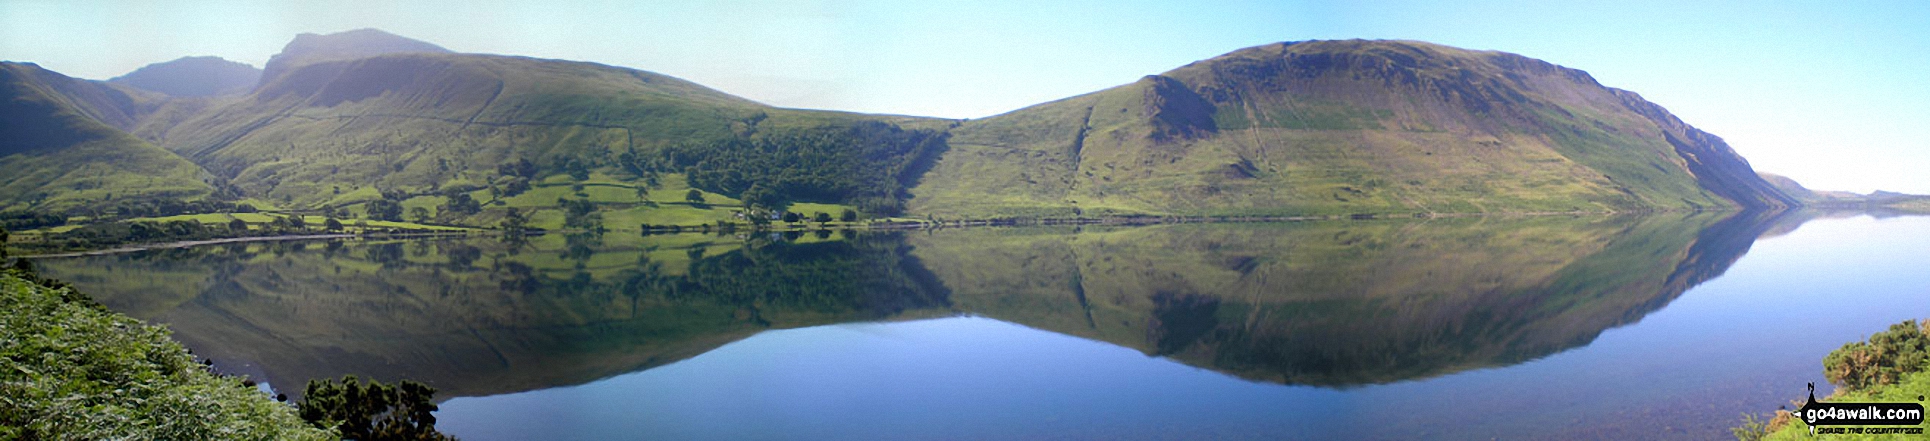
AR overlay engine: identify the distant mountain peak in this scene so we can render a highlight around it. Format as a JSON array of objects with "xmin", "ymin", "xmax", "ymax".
[
  {"xmin": 109, "ymin": 56, "xmax": 260, "ymax": 97},
  {"xmin": 260, "ymin": 28, "xmax": 451, "ymax": 88}
]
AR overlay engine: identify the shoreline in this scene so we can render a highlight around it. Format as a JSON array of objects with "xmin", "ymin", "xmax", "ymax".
[
  {"xmin": 19, "ymin": 231, "xmax": 475, "ymax": 259},
  {"xmin": 12, "ymin": 208, "xmax": 1784, "ymax": 258}
]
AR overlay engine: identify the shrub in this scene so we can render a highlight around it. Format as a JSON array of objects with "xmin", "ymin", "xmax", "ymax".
[
  {"xmin": 1823, "ymin": 319, "xmax": 1930, "ymax": 391},
  {"xmin": 298, "ymin": 376, "xmax": 455, "ymax": 441},
  {"xmin": 0, "ymin": 271, "xmax": 330, "ymax": 440}
]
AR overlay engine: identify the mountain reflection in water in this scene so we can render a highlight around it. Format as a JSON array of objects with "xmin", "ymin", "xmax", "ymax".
[{"xmin": 36, "ymin": 210, "xmax": 1792, "ymax": 400}]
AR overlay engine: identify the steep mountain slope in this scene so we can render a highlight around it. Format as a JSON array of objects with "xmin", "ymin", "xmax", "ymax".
[
  {"xmin": 6, "ymin": 34, "xmax": 1796, "ymax": 223},
  {"xmin": 911, "ymin": 40, "xmax": 1795, "ymax": 217},
  {"xmin": 0, "ymin": 62, "xmax": 214, "ymax": 212},
  {"xmin": 151, "ymin": 29, "xmax": 950, "ymax": 214},
  {"xmin": 109, "ymin": 56, "xmax": 261, "ymax": 97}
]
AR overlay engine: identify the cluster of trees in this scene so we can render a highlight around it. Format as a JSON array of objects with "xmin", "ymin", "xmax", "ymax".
[
  {"xmin": 100, "ymin": 199, "xmax": 256, "ymax": 220},
  {"xmin": 557, "ymin": 197, "xmax": 603, "ymax": 232},
  {"xmin": 0, "ymin": 210, "xmax": 67, "ymax": 230},
  {"xmin": 366, "ymin": 187, "xmax": 487, "ymax": 224},
  {"xmin": 35, "ymin": 214, "xmax": 348, "ymax": 251},
  {"xmin": 50, "ymin": 220, "xmax": 242, "ymax": 249},
  {"xmin": 441, "ymin": 192, "xmax": 482, "ymax": 218},
  {"xmin": 493, "ymin": 158, "xmax": 539, "ymax": 199},
  {"xmin": 365, "ymin": 199, "xmax": 404, "ymax": 222},
  {"xmin": 33, "ymin": 199, "xmax": 259, "ymax": 224},
  {"xmin": 639, "ymin": 122, "xmax": 947, "ymax": 215}
]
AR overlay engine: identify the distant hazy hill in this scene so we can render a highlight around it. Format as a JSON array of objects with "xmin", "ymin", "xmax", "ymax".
[
  {"xmin": 0, "ymin": 62, "xmax": 213, "ymax": 212},
  {"xmin": 1760, "ymin": 172, "xmax": 1929, "ymax": 211},
  {"xmin": 911, "ymin": 40, "xmax": 1795, "ymax": 217},
  {"xmin": 109, "ymin": 56, "xmax": 261, "ymax": 97}
]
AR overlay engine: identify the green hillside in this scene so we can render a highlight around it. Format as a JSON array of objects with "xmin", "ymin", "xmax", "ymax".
[
  {"xmin": 4, "ymin": 33, "xmax": 1806, "ymax": 233},
  {"xmin": 0, "ymin": 62, "xmax": 215, "ymax": 213},
  {"xmin": 137, "ymin": 29, "xmax": 951, "ymax": 227},
  {"xmin": 910, "ymin": 40, "xmax": 1796, "ymax": 218}
]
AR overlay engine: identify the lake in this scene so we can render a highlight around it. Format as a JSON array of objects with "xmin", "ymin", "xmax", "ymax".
[{"xmin": 32, "ymin": 210, "xmax": 1930, "ymax": 440}]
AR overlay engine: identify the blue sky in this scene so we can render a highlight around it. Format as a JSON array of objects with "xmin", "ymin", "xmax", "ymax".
[{"xmin": 3, "ymin": 0, "xmax": 1925, "ymax": 193}]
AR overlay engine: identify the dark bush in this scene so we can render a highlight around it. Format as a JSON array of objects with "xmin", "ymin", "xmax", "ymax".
[{"xmin": 1824, "ymin": 319, "xmax": 1930, "ymax": 391}]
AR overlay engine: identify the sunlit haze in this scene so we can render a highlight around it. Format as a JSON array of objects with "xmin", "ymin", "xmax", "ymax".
[{"xmin": 4, "ymin": 0, "xmax": 1924, "ymax": 193}]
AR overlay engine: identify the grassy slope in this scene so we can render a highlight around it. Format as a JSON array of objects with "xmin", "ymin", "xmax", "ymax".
[
  {"xmin": 0, "ymin": 63, "xmax": 215, "ymax": 212},
  {"xmin": 911, "ymin": 40, "xmax": 1782, "ymax": 218},
  {"xmin": 9, "ymin": 35, "xmax": 1798, "ymax": 224},
  {"xmin": 0, "ymin": 270, "xmax": 328, "ymax": 439},
  {"xmin": 145, "ymin": 51, "xmax": 916, "ymax": 227}
]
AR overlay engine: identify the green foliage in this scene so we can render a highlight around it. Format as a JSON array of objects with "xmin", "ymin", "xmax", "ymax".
[
  {"xmin": 840, "ymin": 209, "xmax": 858, "ymax": 222},
  {"xmin": 497, "ymin": 158, "xmax": 538, "ymax": 180},
  {"xmin": 740, "ymin": 183, "xmax": 779, "ymax": 210},
  {"xmin": 1731, "ymin": 413, "xmax": 1770, "ymax": 441},
  {"xmin": 558, "ymin": 198, "xmax": 603, "ymax": 231},
  {"xmin": 652, "ymin": 122, "xmax": 947, "ymax": 215},
  {"xmin": 45, "ymin": 219, "xmax": 242, "ymax": 250},
  {"xmin": 442, "ymin": 192, "xmax": 481, "ymax": 216},
  {"xmin": 499, "ymin": 178, "xmax": 532, "ymax": 198},
  {"xmin": 813, "ymin": 212, "xmax": 832, "ymax": 223},
  {"xmin": 1751, "ymin": 321, "xmax": 1930, "ymax": 440},
  {"xmin": 563, "ymin": 157, "xmax": 592, "ymax": 181},
  {"xmin": 684, "ymin": 188, "xmax": 706, "ymax": 204},
  {"xmin": 500, "ymin": 207, "xmax": 529, "ymax": 231},
  {"xmin": 1823, "ymin": 319, "xmax": 1930, "ymax": 391},
  {"xmin": 0, "ymin": 210, "xmax": 67, "ymax": 230},
  {"xmin": 783, "ymin": 211, "xmax": 801, "ymax": 224},
  {"xmin": 366, "ymin": 199, "xmax": 404, "ymax": 222},
  {"xmin": 0, "ymin": 271, "xmax": 329, "ymax": 440},
  {"xmin": 298, "ymin": 375, "xmax": 455, "ymax": 441}
]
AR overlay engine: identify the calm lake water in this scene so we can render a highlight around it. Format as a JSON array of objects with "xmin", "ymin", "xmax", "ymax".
[{"xmin": 33, "ymin": 210, "xmax": 1930, "ymax": 440}]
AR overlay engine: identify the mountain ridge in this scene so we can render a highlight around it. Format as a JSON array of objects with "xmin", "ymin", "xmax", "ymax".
[
  {"xmin": 0, "ymin": 62, "xmax": 215, "ymax": 212},
  {"xmin": 910, "ymin": 39, "xmax": 1793, "ymax": 217},
  {"xmin": 1, "ymin": 32, "xmax": 1799, "ymax": 226},
  {"xmin": 109, "ymin": 56, "xmax": 261, "ymax": 97}
]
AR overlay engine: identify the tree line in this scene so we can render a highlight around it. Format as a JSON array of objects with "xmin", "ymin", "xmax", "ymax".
[{"xmin": 630, "ymin": 122, "xmax": 947, "ymax": 215}]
